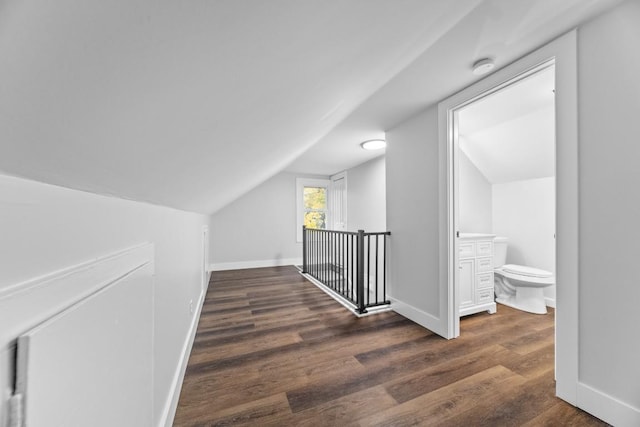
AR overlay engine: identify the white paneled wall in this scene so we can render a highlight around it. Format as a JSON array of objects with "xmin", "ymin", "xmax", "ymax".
[{"xmin": 0, "ymin": 174, "xmax": 209, "ymax": 427}]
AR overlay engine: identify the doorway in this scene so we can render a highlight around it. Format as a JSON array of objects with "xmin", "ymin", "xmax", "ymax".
[
  {"xmin": 444, "ymin": 59, "xmax": 556, "ymax": 337},
  {"xmin": 454, "ymin": 62, "xmax": 556, "ymax": 331},
  {"xmin": 438, "ymin": 30, "xmax": 579, "ymax": 404}
]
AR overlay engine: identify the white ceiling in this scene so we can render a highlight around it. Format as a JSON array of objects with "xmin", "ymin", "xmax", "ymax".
[
  {"xmin": 458, "ymin": 66, "xmax": 556, "ymax": 184},
  {"xmin": 285, "ymin": 0, "xmax": 621, "ymax": 176},
  {"xmin": 0, "ymin": 0, "xmax": 622, "ymax": 213}
]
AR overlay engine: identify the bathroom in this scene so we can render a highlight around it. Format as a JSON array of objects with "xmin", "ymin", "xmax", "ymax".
[{"xmin": 458, "ymin": 65, "xmax": 556, "ymax": 315}]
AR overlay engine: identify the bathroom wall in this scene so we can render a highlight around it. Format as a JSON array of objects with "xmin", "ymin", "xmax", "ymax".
[
  {"xmin": 459, "ymin": 147, "xmax": 492, "ymax": 233},
  {"xmin": 492, "ymin": 177, "xmax": 556, "ymax": 304}
]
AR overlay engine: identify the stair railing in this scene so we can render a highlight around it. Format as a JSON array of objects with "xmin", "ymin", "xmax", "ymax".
[{"xmin": 302, "ymin": 226, "xmax": 390, "ymax": 314}]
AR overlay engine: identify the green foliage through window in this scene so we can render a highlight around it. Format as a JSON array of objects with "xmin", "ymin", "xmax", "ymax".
[{"xmin": 303, "ymin": 187, "xmax": 327, "ymax": 229}]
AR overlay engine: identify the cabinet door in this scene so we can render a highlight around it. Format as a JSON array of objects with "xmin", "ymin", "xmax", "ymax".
[{"xmin": 459, "ymin": 259, "xmax": 475, "ymax": 310}]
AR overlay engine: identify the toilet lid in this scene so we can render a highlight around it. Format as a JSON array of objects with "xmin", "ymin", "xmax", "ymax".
[{"xmin": 502, "ymin": 264, "xmax": 553, "ymax": 278}]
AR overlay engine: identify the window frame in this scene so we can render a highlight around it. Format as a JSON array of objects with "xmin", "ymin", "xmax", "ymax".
[{"xmin": 296, "ymin": 177, "xmax": 330, "ymax": 242}]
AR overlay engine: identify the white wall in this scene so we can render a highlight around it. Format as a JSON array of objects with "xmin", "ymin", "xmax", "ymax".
[
  {"xmin": 384, "ymin": 3, "xmax": 639, "ymax": 423},
  {"xmin": 387, "ymin": 23, "xmax": 640, "ymax": 424},
  {"xmin": 345, "ymin": 156, "xmax": 386, "ymax": 231},
  {"xmin": 459, "ymin": 148, "xmax": 492, "ymax": 233},
  {"xmin": 211, "ymin": 159, "xmax": 388, "ymax": 270},
  {"xmin": 492, "ymin": 177, "xmax": 555, "ymax": 303},
  {"xmin": 577, "ymin": 0, "xmax": 640, "ymax": 423},
  {"xmin": 0, "ymin": 174, "xmax": 209, "ymax": 427},
  {"xmin": 210, "ymin": 172, "xmax": 324, "ymax": 270},
  {"xmin": 386, "ymin": 106, "xmax": 443, "ymax": 330}
]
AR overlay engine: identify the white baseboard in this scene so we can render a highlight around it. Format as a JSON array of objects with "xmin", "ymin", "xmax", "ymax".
[
  {"xmin": 545, "ymin": 297, "xmax": 556, "ymax": 308},
  {"xmin": 299, "ymin": 272, "xmax": 391, "ymax": 318},
  {"xmin": 388, "ymin": 296, "xmax": 447, "ymax": 338},
  {"xmin": 159, "ymin": 278, "xmax": 209, "ymax": 427},
  {"xmin": 301, "ymin": 273, "xmax": 361, "ymax": 315},
  {"xmin": 577, "ymin": 382, "xmax": 640, "ymax": 427},
  {"xmin": 210, "ymin": 257, "xmax": 302, "ymax": 271}
]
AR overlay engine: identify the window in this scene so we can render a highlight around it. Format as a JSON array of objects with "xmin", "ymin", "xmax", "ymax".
[
  {"xmin": 296, "ymin": 178, "xmax": 330, "ymax": 242},
  {"xmin": 303, "ymin": 186, "xmax": 327, "ymax": 229}
]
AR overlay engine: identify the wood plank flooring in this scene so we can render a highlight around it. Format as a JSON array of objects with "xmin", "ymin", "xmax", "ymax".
[{"xmin": 174, "ymin": 266, "xmax": 607, "ymax": 426}]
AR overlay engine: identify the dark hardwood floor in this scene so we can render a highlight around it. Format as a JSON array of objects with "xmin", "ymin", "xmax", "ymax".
[{"xmin": 174, "ymin": 266, "xmax": 607, "ymax": 426}]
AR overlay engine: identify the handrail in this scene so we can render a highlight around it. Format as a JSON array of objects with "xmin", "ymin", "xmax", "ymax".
[
  {"xmin": 302, "ymin": 226, "xmax": 391, "ymax": 314},
  {"xmin": 301, "ymin": 228, "xmax": 391, "ymax": 237}
]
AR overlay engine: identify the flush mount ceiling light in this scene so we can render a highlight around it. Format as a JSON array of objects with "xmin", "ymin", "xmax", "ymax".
[
  {"xmin": 472, "ymin": 58, "xmax": 495, "ymax": 75},
  {"xmin": 360, "ymin": 139, "xmax": 386, "ymax": 151}
]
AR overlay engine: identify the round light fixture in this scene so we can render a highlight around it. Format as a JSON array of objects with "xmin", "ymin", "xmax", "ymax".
[
  {"xmin": 472, "ymin": 58, "xmax": 495, "ymax": 75},
  {"xmin": 360, "ymin": 139, "xmax": 386, "ymax": 151}
]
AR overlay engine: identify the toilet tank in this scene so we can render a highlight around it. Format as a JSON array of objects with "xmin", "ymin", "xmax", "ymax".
[{"xmin": 493, "ymin": 237, "xmax": 508, "ymax": 268}]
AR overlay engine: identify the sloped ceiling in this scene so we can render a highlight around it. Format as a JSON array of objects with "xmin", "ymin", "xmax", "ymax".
[
  {"xmin": 458, "ymin": 66, "xmax": 555, "ymax": 184},
  {"xmin": 0, "ymin": 0, "xmax": 622, "ymax": 213},
  {"xmin": 285, "ymin": 0, "xmax": 621, "ymax": 176}
]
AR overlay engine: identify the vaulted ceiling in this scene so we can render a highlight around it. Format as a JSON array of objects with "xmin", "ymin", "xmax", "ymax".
[
  {"xmin": 459, "ymin": 65, "xmax": 555, "ymax": 184},
  {"xmin": 0, "ymin": 0, "xmax": 621, "ymax": 213}
]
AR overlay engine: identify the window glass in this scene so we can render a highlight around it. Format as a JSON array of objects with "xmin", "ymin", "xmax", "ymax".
[
  {"xmin": 296, "ymin": 178, "xmax": 330, "ymax": 241},
  {"xmin": 303, "ymin": 186, "xmax": 327, "ymax": 229}
]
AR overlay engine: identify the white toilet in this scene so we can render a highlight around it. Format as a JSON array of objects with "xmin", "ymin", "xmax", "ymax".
[{"xmin": 493, "ymin": 237, "xmax": 554, "ymax": 314}]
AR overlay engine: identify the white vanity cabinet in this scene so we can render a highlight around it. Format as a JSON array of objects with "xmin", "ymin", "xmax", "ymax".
[{"xmin": 459, "ymin": 233, "xmax": 497, "ymax": 316}]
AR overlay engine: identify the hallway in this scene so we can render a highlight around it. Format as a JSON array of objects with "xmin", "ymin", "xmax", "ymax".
[{"xmin": 174, "ymin": 266, "xmax": 605, "ymax": 426}]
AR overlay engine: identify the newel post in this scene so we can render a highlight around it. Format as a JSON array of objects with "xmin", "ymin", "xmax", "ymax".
[
  {"xmin": 302, "ymin": 226, "xmax": 308, "ymax": 274},
  {"xmin": 356, "ymin": 229, "xmax": 366, "ymax": 314}
]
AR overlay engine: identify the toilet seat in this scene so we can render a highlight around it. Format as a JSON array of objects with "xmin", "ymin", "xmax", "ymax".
[
  {"xmin": 502, "ymin": 264, "xmax": 552, "ymax": 278},
  {"xmin": 495, "ymin": 266, "xmax": 555, "ymax": 287}
]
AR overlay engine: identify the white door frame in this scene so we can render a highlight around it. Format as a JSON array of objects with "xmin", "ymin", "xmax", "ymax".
[
  {"xmin": 445, "ymin": 58, "xmax": 555, "ymax": 335},
  {"xmin": 330, "ymin": 171, "xmax": 348, "ymax": 231},
  {"xmin": 437, "ymin": 30, "xmax": 579, "ymax": 404}
]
